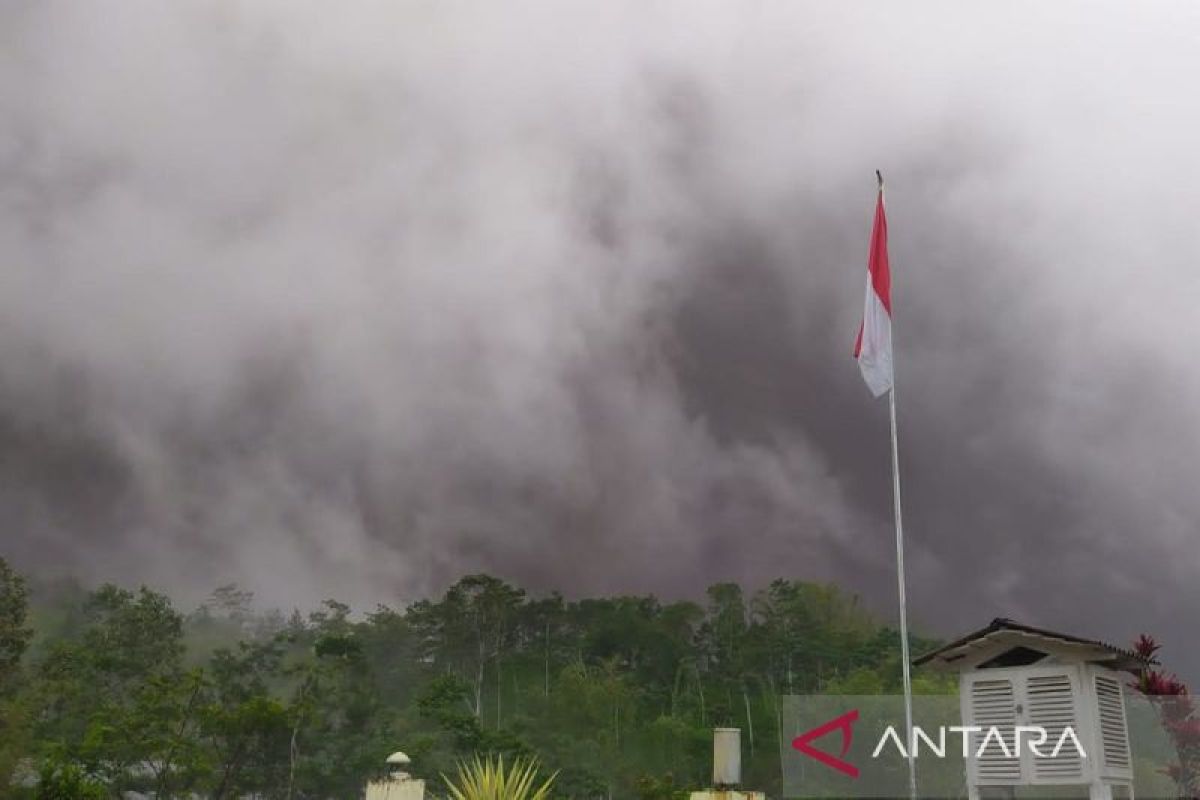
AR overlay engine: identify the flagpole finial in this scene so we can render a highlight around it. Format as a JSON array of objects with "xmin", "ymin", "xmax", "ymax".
[{"xmin": 876, "ymin": 169, "xmax": 884, "ymax": 189}]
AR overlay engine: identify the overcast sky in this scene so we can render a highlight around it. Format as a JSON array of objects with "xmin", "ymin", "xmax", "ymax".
[{"xmin": 3, "ymin": 1, "xmax": 1199, "ymax": 679}]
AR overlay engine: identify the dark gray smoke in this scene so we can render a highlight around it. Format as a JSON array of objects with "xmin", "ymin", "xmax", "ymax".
[{"xmin": 3, "ymin": 1, "xmax": 1199, "ymax": 679}]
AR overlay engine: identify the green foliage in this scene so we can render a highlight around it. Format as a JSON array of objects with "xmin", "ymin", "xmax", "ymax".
[
  {"xmin": 3, "ymin": 569, "xmax": 944, "ymax": 799},
  {"xmin": 34, "ymin": 758, "xmax": 106, "ymax": 800},
  {"xmin": 201, "ymin": 642, "xmax": 291, "ymax": 798},
  {"xmin": 635, "ymin": 771, "xmax": 690, "ymax": 800},
  {"xmin": 0, "ymin": 557, "xmax": 33, "ymax": 788},
  {"xmin": 443, "ymin": 755, "xmax": 557, "ymax": 800},
  {"xmin": 30, "ymin": 583, "xmax": 201, "ymax": 796},
  {"xmin": 0, "ymin": 557, "xmax": 32, "ymax": 691}
]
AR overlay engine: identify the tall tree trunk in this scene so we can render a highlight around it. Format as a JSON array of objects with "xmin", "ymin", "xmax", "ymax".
[
  {"xmin": 765, "ymin": 677, "xmax": 784, "ymax": 783},
  {"xmin": 474, "ymin": 657, "xmax": 485, "ymax": 720},
  {"xmin": 474, "ymin": 617, "xmax": 486, "ymax": 719},
  {"xmin": 214, "ymin": 744, "xmax": 246, "ymax": 800},
  {"xmin": 743, "ymin": 684, "xmax": 755, "ymax": 757},
  {"xmin": 671, "ymin": 663, "xmax": 685, "ymax": 718},
  {"xmin": 155, "ymin": 676, "xmax": 204, "ymax": 799},
  {"xmin": 614, "ymin": 701, "xmax": 620, "ymax": 749},
  {"xmin": 287, "ymin": 718, "xmax": 301, "ymax": 800}
]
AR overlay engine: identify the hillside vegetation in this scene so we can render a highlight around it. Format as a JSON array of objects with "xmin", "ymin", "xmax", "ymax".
[{"xmin": 0, "ymin": 559, "xmax": 949, "ymax": 798}]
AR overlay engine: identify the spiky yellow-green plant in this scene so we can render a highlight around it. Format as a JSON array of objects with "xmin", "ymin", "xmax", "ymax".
[{"xmin": 442, "ymin": 755, "xmax": 557, "ymax": 800}]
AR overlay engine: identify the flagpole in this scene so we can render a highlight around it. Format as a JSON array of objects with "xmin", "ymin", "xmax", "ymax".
[
  {"xmin": 891, "ymin": 386, "xmax": 917, "ymax": 800},
  {"xmin": 879, "ymin": 169, "xmax": 918, "ymax": 800}
]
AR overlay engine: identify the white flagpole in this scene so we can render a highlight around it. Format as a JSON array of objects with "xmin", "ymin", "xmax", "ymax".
[
  {"xmin": 879, "ymin": 170, "xmax": 918, "ymax": 800},
  {"xmin": 891, "ymin": 386, "xmax": 917, "ymax": 800}
]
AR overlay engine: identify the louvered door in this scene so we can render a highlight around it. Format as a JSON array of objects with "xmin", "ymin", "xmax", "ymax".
[
  {"xmin": 1093, "ymin": 672, "xmax": 1132, "ymax": 778},
  {"xmin": 1025, "ymin": 671, "xmax": 1085, "ymax": 781},
  {"xmin": 965, "ymin": 676, "xmax": 1022, "ymax": 784},
  {"xmin": 963, "ymin": 667, "xmax": 1088, "ymax": 786}
]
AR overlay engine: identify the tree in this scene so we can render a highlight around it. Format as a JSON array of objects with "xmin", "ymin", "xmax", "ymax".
[
  {"xmin": 34, "ymin": 758, "xmax": 107, "ymax": 800},
  {"xmin": 0, "ymin": 558, "xmax": 32, "ymax": 789},
  {"xmin": 11, "ymin": 572, "xmax": 947, "ymax": 799},
  {"xmin": 33, "ymin": 585, "xmax": 193, "ymax": 795},
  {"xmin": 284, "ymin": 600, "xmax": 397, "ymax": 798},
  {"xmin": 1131, "ymin": 634, "xmax": 1199, "ymax": 799},
  {"xmin": 197, "ymin": 638, "xmax": 292, "ymax": 799},
  {"xmin": 0, "ymin": 557, "xmax": 31, "ymax": 692},
  {"xmin": 409, "ymin": 576, "xmax": 525, "ymax": 722}
]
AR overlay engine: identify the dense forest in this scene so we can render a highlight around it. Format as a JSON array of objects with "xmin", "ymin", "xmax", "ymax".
[{"xmin": 0, "ymin": 557, "xmax": 951, "ymax": 799}]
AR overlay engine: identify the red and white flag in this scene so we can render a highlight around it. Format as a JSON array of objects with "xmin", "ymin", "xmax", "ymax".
[{"xmin": 853, "ymin": 187, "xmax": 893, "ymax": 397}]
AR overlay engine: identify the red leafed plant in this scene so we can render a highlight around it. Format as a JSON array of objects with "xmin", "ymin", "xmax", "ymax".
[{"xmin": 1132, "ymin": 634, "xmax": 1199, "ymax": 799}]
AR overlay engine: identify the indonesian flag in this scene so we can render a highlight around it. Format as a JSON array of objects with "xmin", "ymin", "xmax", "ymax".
[{"xmin": 853, "ymin": 185, "xmax": 893, "ymax": 397}]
